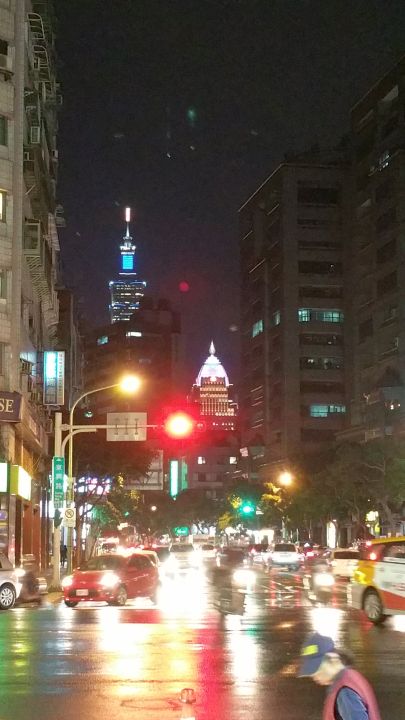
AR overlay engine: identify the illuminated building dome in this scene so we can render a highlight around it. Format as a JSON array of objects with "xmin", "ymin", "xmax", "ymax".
[{"xmin": 196, "ymin": 342, "xmax": 230, "ymax": 387}]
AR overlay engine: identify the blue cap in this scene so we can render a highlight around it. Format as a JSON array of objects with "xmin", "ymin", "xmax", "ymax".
[{"xmin": 299, "ymin": 633, "xmax": 335, "ymax": 676}]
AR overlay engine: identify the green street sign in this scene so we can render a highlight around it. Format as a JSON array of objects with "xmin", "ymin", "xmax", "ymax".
[
  {"xmin": 52, "ymin": 456, "xmax": 65, "ymax": 509},
  {"xmin": 173, "ymin": 526, "xmax": 189, "ymax": 537}
]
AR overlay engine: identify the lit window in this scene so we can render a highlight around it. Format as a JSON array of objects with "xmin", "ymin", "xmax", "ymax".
[
  {"xmin": 272, "ymin": 310, "xmax": 281, "ymax": 326},
  {"xmin": 252, "ymin": 319, "xmax": 264, "ymax": 337},
  {"xmin": 229, "ymin": 457, "xmax": 237, "ymax": 464},
  {"xmin": 298, "ymin": 308, "xmax": 344, "ymax": 323},
  {"xmin": 197, "ymin": 456, "xmax": 206, "ymax": 465},
  {"xmin": 126, "ymin": 331, "xmax": 142, "ymax": 337},
  {"xmin": 0, "ymin": 116, "xmax": 7, "ymax": 146},
  {"xmin": 310, "ymin": 404, "xmax": 346, "ymax": 417},
  {"xmin": 97, "ymin": 335, "xmax": 108, "ymax": 345},
  {"xmin": 0, "ymin": 190, "xmax": 6, "ymax": 222}
]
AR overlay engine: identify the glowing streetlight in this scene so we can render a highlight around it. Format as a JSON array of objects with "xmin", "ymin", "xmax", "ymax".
[
  {"xmin": 150, "ymin": 505, "xmax": 157, "ymax": 512},
  {"xmin": 119, "ymin": 374, "xmax": 142, "ymax": 394},
  {"xmin": 278, "ymin": 471, "xmax": 293, "ymax": 487}
]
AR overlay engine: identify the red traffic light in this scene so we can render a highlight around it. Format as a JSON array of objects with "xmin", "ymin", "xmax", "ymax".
[{"xmin": 164, "ymin": 412, "xmax": 195, "ymax": 439}]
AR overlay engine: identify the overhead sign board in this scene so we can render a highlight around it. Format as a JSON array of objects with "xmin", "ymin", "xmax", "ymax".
[
  {"xmin": 106, "ymin": 412, "xmax": 147, "ymax": 441},
  {"xmin": 0, "ymin": 392, "xmax": 22, "ymax": 422},
  {"xmin": 52, "ymin": 456, "xmax": 65, "ymax": 508},
  {"xmin": 43, "ymin": 351, "xmax": 65, "ymax": 405}
]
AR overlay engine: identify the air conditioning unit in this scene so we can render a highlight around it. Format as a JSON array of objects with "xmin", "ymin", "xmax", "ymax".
[
  {"xmin": 23, "ymin": 150, "xmax": 33, "ymax": 162},
  {"xmin": 32, "ymin": 57, "xmax": 41, "ymax": 72},
  {"xmin": 51, "ymin": 149, "xmax": 58, "ymax": 161},
  {"xmin": 0, "ymin": 54, "xmax": 12, "ymax": 72},
  {"xmin": 30, "ymin": 125, "xmax": 41, "ymax": 144}
]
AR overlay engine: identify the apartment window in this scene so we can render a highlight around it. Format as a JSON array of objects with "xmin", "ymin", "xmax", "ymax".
[
  {"xmin": 309, "ymin": 404, "xmax": 346, "ymax": 417},
  {"xmin": 358, "ymin": 318, "xmax": 373, "ymax": 342},
  {"xmin": 197, "ymin": 473, "xmax": 207, "ymax": 483},
  {"xmin": 298, "ymin": 309, "xmax": 344, "ymax": 323},
  {"xmin": 229, "ymin": 457, "xmax": 237, "ymax": 465},
  {"xmin": 197, "ymin": 457, "xmax": 206, "ymax": 465},
  {"xmin": 96, "ymin": 335, "xmax": 109, "ymax": 345},
  {"xmin": 300, "ymin": 357, "xmax": 343, "ymax": 371},
  {"xmin": 126, "ymin": 331, "xmax": 142, "ymax": 337},
  {"xmin": 297, "ymin": 187, "xmax": 339, "ymax": 205},
  {"xmin": 299, "ymin": 286, "xmax": 343, "ymax": 299},
  {"xmin": 300, "ymin": 333, "xmax": 342, "ymax": 346},
  {"xmin": 376, "ymin": 239, "xmax": 396, "ymax": 265},
  {"xmin": 301, "ymin": 428, "xmax": 336, "ymax": 441},
  {"xmin": 0, "ymin": 269, "xmax": 7, "ymax": 299},
  {"xmin": 382, "ymin": 305, "xmax": 398, "ymax": 324},
  {"xmin": 299, "ymin": 261, "xmax": 342, "ymax": 275},
  {"xmin": 377, "ymin": 271, "xmax": 397, "ymax": 297},
  {"xmin": 376, "ymin": 207, "xmax": 396, "ymax": 233},
  {"xmin": 300, "ymin": 381, "xmax": 344, "ymax": 394},
  {"xmin": 298, "ymin": 238, "xmax": 341, "ymax": 250},
  {"xmin": 0, "ymin": 190, "xmax": 6, "ymax": 222},
  {"xmin": 252, "ymin": 319, "xmax": 263, "ymax": 337},
  {"xmin": 0, "ymin": 40, "xmax": 8, "ymax": 56},
  {"xmin": 272, "ymin": 310, "xmax": 281, "ymax": 326},
  {"xmin": 0, "ymin": 116, "xmax": 7, "ymax": 146}
]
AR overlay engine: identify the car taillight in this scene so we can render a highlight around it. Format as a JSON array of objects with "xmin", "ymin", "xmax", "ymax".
[
  {"xmin": 306, "ymin": 551, "xmax": 314, "ymax": 558},
  {"xmin": 369, "ymin": 552, "xmax": 377, "ymax": 561}
]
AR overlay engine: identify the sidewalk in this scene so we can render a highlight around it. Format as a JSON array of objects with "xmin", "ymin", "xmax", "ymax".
[{"xmin": 42, "ymin": 566, "xmax": 65, "ymax": 604}]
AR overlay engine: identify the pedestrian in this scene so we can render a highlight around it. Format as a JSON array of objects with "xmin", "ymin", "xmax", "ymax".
[
  {"xmin": 298, "ymin": 632, "xmax": 382, "ymax": 720},
  {"xmin": 60, "ymin": 544, "xmax": 67, "ymax": 567}
]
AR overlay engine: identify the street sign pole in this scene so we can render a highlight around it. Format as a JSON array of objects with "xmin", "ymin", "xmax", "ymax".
[{"xmin": 50, "ymin": 412, "xmax": 63, "ymax": 590}]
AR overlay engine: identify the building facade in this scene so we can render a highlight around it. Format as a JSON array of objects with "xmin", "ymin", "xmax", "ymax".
[
  {"xmin": 0, "ymin": 1, "xmax": 62, "ymax": 566},
  {"xmin": 189, "ymin": 342, "xmax": 237, "ymax": 432},
  {"xmin": 342, "ymin": 57, "xmax": 405, "ymax": 442},
  {"xmin": 109, "ymin": 207, "xmax": 146, "ymax": 323},
  {"xmin": 239, "ymin": 151, "xmax": 348, "ymax": 477},
  {"xmin": 85, "ymin": 298, "xmax": 182, "ymax": 422}
]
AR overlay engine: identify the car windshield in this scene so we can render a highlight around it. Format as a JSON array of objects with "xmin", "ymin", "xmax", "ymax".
[
  {"xmin": 274, "ymin": 544, "xmax": 296, "ymax": 553},
  {"xmin": 0, "ymin": 553, "xmax": 13, "ymax": 571},
  {"xmin": 147, "ymin": 547, "xmax": 170, "ymax": 561},
  {"xmin": 172, "ymin": 545, "xmax": 194, "ymax": 553},
  {"xmin": 81, "ymin": 556, "xmax": 123, "ymax": 571},
  {"xmin": 334, "ymin": 550, "xmax": 359, "ymax": 559},
  {"xmin": 202, "ymin": 544, "xmax": 214, "ymax": 551}
]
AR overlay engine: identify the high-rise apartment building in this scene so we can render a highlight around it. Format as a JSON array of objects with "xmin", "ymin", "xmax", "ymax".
[
  {"xmin": 239, "ymin": 151, "xmax": 348, "ymax": 477},
  {"xmin": 342, "ymin": 57, "xmax": 405, "ymax": 442},
  {"xmin": 0, "ymin": 1, "xmax": 62, "ymax": 565},
  {"xmin": 109, "ymin": 207, "xmax": 146, "ymax": 323}
]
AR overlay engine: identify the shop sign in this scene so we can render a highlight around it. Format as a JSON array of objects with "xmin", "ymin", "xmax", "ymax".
[
  {"xmin": 43, "ymin": 351, "xmax": 65, "ymax": 405},
  {"xmin": 10, "ymin": 465, "xmax": 31, "ymax": 501},
  {"xmin": 0, "ymin": 462, "xmax": 8, "ymax": 492},
  {"xmin": 0, "ymin": 392, "xmax": 22, "ymax": 422},
  {"xmin": 52, "ymin": 456, "xmax": 65, "ymax": 508}
]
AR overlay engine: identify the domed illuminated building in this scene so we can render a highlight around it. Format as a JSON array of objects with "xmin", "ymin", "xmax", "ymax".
[{"xmin": 190, "ymin": 342, "xmax": 237, "ymax": 431}]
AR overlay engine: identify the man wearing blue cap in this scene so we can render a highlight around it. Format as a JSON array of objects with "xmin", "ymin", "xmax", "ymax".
[{"xmin": 299, "ymin": 633, "xmax": 381, "ymax": 720}]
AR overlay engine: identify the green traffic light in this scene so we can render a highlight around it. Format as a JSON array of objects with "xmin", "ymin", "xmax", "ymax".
[{"xmin": 241, "ymin": 503, "xmax": 255, "ymax": 514}]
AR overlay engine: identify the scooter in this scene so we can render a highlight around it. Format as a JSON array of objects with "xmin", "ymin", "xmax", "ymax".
[{"xmin": 303, "ymin": 566, "xmax": 335, "ymax": 604}]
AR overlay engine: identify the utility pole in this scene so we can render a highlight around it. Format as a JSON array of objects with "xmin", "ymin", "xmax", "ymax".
[{"xmin": 50, "ymin": 412, "xmax": 62, "ymax": 589}]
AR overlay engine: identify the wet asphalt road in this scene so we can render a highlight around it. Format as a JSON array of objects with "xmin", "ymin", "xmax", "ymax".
[{"xmin": 1, "ymin": 567, "xmax": 404, "ymax": 720}]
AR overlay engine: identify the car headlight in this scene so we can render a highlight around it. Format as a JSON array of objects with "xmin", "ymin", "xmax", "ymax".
[
  {"xmin": 14, "ymin": 568, "xmax": 26, "ymax": 578},
  {"xmin": 100, "ymin": 572, "xmax": 120, "ymax": 588},
  {"xmin": 62, "ymin": 575, "xmax": 74, "ymax": 589},
  {"xmin": 314, "ymin": 572, "xmax": 334, "ymax": 587},
  {"xmin": 166, "ymin": 555, "xmax": 177, "ymax": 567}
]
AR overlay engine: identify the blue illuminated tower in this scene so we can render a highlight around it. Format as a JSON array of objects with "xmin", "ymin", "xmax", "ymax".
[{"xmin": 109, "ymin": 207, "xmax": 146, "ymax": 323}]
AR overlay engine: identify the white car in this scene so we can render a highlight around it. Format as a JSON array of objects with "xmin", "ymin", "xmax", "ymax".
[
  {"xmin": 330, "ymin": 548, "xmax": 360, "ymax": 578},
  {"xmin": 0, "ymin": 553, "xmax": 24, "ymax": 610},
  {"xmin": 169, "ymin": 544, "xmax": 199, "ymax": 570},
  {"xmin": 268, "ymin": 543, "xmax": 302, "ymax": 571}
]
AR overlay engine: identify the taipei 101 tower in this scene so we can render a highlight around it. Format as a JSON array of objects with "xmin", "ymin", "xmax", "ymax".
[{"xmin": 108, "ymin": 207, "xmax": 147, "ymax": 322}]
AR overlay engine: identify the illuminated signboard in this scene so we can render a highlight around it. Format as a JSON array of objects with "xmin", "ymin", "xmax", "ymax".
[
  {"xmin": 0, "ymin": 462, "xmax": 8, "ymax": 492},
  {"xmin": 0, "ymin": 392, "xmax": 22, "ymax": 422},
  {"xmin": 43, "ymin": 351, "xmax": 65, "ymax": 405},
  {"xmin": 10, "ymin": 465, "xmax": 31, "ymax": 501},
  {"xmin": 169, "ymin": 460, "xmax": 179, "ymax": 498}
]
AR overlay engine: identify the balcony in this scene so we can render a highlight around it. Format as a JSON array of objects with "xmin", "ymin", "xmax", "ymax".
[{"xmin": 23, "ymin": 220, "xmax": 58, "ymax": 333}]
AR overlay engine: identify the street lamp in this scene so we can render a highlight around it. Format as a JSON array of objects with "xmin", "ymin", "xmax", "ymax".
[
  {"xmin": 278, "ymin": 471, "xmax": 293, "ymax": 487},
  {"xmin": 66, "ymin": 374, "xmax": 141, "ymax": 573}
]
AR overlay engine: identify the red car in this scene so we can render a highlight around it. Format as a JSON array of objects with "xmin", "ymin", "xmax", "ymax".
[{"xmin": 62, "ymin": 553, "xmax": 159, "ymax": 607}]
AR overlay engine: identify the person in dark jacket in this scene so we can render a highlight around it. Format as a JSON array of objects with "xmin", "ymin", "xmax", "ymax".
[{"xmin": 298, "ymin": 633, "xmax": 382, "ymax": 720}]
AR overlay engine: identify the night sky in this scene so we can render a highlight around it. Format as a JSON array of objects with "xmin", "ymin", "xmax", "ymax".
[{"xmin": 55, "ymin": 0, "xmax": 405, "ymax": 387}]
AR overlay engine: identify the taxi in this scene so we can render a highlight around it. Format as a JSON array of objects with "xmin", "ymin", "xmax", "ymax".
[{"xmin": 348, "ymin": 536, "xmax": 405, "ymax": 624}]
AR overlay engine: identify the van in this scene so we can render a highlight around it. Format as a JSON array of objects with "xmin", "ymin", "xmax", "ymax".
[
  {"xmin": 349, "ymin": 536, "xmax": 405, "ymax": 624},
  {"xmin": 330, "ymin": 548, "xmax": 359, "ymax": 578}
]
